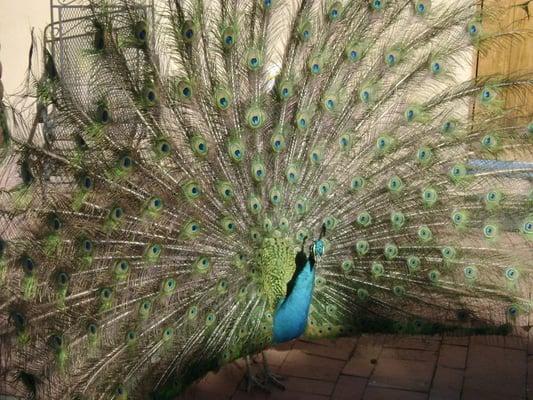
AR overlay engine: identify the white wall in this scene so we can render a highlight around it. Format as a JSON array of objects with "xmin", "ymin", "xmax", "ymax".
[{"xmin": 0, "ymin": 0, "xmax": 50, "ymax": 94}]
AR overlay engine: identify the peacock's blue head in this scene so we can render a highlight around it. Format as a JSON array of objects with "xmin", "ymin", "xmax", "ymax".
[{"xmin": 313, "ymin": 239, "xmax": 325, "ymax": 257}]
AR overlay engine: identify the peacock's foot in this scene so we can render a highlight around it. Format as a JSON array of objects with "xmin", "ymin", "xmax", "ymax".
[
  {"xmin": 258, "ymin": 369, "xmax": 285, "ymax": 391},
  {"xmin": 244, "ymin": 353, "xmax": 286, "ymax": 392}
]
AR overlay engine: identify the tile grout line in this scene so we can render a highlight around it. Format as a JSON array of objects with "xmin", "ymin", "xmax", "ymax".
[
  {"xmin": 426, "ymin": 334, "xmax": 444, "ymax": 400},
  {"xmin": 458, "ymin": 335, "xmax": 471, "ymax": 400}
]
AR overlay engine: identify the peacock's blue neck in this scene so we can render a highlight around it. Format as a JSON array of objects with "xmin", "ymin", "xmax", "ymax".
[{"xmin": 272, "ymin": 259, "xmax": 315, "ymax": 344}]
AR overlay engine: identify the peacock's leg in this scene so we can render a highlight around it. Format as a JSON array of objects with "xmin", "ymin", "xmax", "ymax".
[
  {"xmin": 259, "ymin": 351, "xmax": 285, "ymax": 390},
  {"xmin": 244, "ymin": 355, "xmax": 269, "ymax": 392}
]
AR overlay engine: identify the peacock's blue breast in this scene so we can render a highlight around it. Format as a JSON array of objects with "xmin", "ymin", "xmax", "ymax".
[{"xmin": 272, "ymin": 261, "xmax": 315, "ymax": 344}]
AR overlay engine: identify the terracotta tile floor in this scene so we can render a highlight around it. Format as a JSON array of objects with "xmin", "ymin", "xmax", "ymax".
[{"xmin": 178, "ymin": 332, "xmax": 533, "ymax": 400}]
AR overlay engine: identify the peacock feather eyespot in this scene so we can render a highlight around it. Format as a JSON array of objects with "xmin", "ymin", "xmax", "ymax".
[
  {"xmin": 246, "ymin": 107, "xmax": 266, "ymax": 129},
  {"xmin": 262, "ymin": 0, "xmax": 273, "ymax": 9},
  {"xmin": 246, "ymin": 49, "xmax": 263, "ymax": 71},
  {"xmin": 262, "ymin": 217, "xmax": 274, "ymax": 233},
  {"xmin": 139, "ymin": 299, "xmax": 152, "ymax": 318},
  {"xmin": 271, "ymin": 133, "xmax": 286, "ymax": 153},
  {"xmin": 505, "ymin": 267, "xmax": 519, "ymax": 282},
  {"xmin": 484, "ymin": 190, "xmax": 503, "ymax": 210},
  {"xmin": 298, "ymin": 21, "xmax": 313, "ymax": 42},
  {"xmin": 323, "ymin": 215, "xmax": 338, "ymax": 231},
  {"xmin": 414, "ymin": 0, "xmax": 430, "ymax": 16},
  {"xmin": 309, "ymin": 147, "xmax": 324, "ymax": 165},
  {"xmin": 355, "ymin": 239, "xmax": 370, "ymax": 256},
  {"xmin": 181, "ymin": 20, "xmax": 197, "ymax": 43},
  {"xmin": 294, "ymin": 196, "xmax": 309, "ymax": 216},
  {"xmin": 222, "ymin": 27, "xmax": 237, "ymax": 50},
  {"xmin": 507, "ymin": 304, "xmax": 520, "ymax": 318},
  {"xmin": 114, "ymin": 259, "xmax": 130, "ymax": 280},
  {"xmin": 479, "ymin": 86, "xmax": 496, "ymax": 105},
  {"xmin": 205, "ymin": 312, "xmax": 217, "ymax": 326},
  {"xmin": 142, "ymin": 84, "xmax": 157, "ymax": 107},
  {"xmin": 187, "ymin": 305, "xmax": 198, "ymax": 320},
  {"xmin": 407, "ymin": 256, "xmax": 421, "ymax": 272},
  {"xmin": 351, "ymin": 176, "xmax": 366, "ymax": 192},
  {"xmin": 318, "ymin": 181, "xmax": 333, "ymax": 197},
  {"xmin": 421, "ymin": 188, "xmax": 438, "ymax": 208},
  {"xmin": 56, "ymin": 271, "xmax": 70, "ymax": 289},
  {"xmin": 328, "ymin": 2, "xmax": 343, "ymax": 21},
  {"xmin": 295, "ymin": 111, "xmax": 311, "ymax": 131},
  {"xmin": 194, "ymin": 256, "xmax": 211, "ymax": 274},
  {"xmin": 80, "ymin": 175, "xmax": 94, "ymax": 191},
  {"xmin": 219, "ymin": 216, "xmax": 237, "ymax": 234},
  {"xmin": 100, "ymin": 287, "xmax": 113, "ymax": 301},
  {"xmin": 385, "ymin": 49, "xmax": 400, "ymax": 67},
  {"xmin": 418, "ymin": 225, "xmax": 433, "ymax": 242},
  {"xmin": 175, "ymin": 79, "xmax": 193, "ymax": 101},
  {"xmin": 162, "ymin": 327, "xmax": 174, "ymax": 341},
  {"xmin": 214, "ymin": 87, "xmax": 232, "ymax": 110},
  {"xmin": 154, "ymin": 139, "xmax": 172, "ymax": 157},
  {"xmin": 359, "ymin": 86, "xmax": 375, "ymax": 104},
  {"xmin": 376, "ymin": 135, "xmax": 394, "ymax": 154},
  {"xmin": 393, "ymin": 285, "xmax": 406, "ymax": 297},
  {"xmin": 134, "ymin": 20, "xmax": 148, "ymax": 43},
  {"xmin": 390, "ymin": 211, "xmax": 406, "ymax": 230},
  {"xmin": 521, "ymin": 216, "xmax": 533, "ymax": 238},
  {"xmin": 115, "ymin": 385, "xmax": 127, "ymax": 400},
  {"xmin": 248, "ymin": 194, "xmax": 263, "ymax": 215},
  {"xmin": 180, "ymin": 220, "xmax": 201, "ymax": 240},
  {"xmin": 428, "ymin": 270, "xmax": 440, "ymax": 284},
  {"xmin": 371, "ymin": 262, "xmax": 384, "ymax": 278},
  {"xmin": 278, "ymin": 217, "xmax": 290, "ymax": 231},
  {"xmin": 481, "ymin": 134, "xmax": 499, "ymax": 152},
  {"xmin": 357, "ymin": 288, "xmax": 369, "ymax": 301},
  {"xmin": 161, "ymin": 277, "xmax": 177, "ymax": 295},
  {"xmin": 87, "ymin": 322, "xmax": 98, "ymax": 339},
  {"xmin": 416, "ymin": 147, "xmax": 433, "ymax": 165},
  {"xmin": 268, "ymin": 186, "xmax": 282, "ymax": 206},
  {"xmin": 441, "ymin": 246, "xmax": 456, "ymax": 261},
  {"xmin": 322, "ymin": 94, "xmax": 337, "ymax": 112},
  {"xmin": 308, "ymin": 56, "xmax": 324, "ymax": 75},
  {"xmin": 339, "ymin": 133, "xmax": 353, "ymax": 152},
  {"xmin": 278, "ymin": 80, "xmax": 294, "ymax": 100},
  {"xmin": 295, "ymin": 228, "xmax": 309, "ymax": 244},
  {"xmin": 467, "ymin": 20, "xmax": 482, "ymax": 40},
  {"xmin": 441, "ymin": 119, "xmax": 458, "ymax": 136},
  {"xmin": 251, "ymin": 229, "xmax": 262, "ymax": 243},
  {"xmin": 181, "ymin": 180, "xmax": 202, "ymax": 200},
  {"xmin": 482, "ymin": 223, "xmax": 498, "ymax": 240},
  {"xmin": 286, "ymin": 164, "xmax": 301, "ymax": 184},
  {"xmin": 449, "ymin": 163, "xmax": 468, "ymax": 183},
  {"xmin": 95, "ymin": 104, "xmax": 110, "ymax": 124},
  {"xmin": 387, "ymin": 175, "xmax": 404, "ymax": 193},
  {"xmin": 109, "ymin": 206, "xmax": 123, "ymax": 222},
  {"xmin": 346, "ymin": 42, "xmax": 364, "ymax": 62},
  {"xmin": 228, "ymin": 138, "xmax": 245, "ymax": 162},
  {"xmin": 430, "ymin": 60, "xmax": 442, "ymax": 75},
  {"xmin": 356, "ymin": 211, "xmax": 372, "ymax": 227},
  {"xmin": 216, "ymin": 181, "xmax": 234, "ymax": 202},
  {"xmin": 463, "ymin": 266, "xmax": 478, "ymax": 281},
  {"xmin": 125, "ymin": 330, "xmax": 138, "ymax": 346},
  {"xmin": 119, "ymin": 155, "xmax": 133, "ymax": 172},
  {"xmin": 384, "ymin": 243, "xmax": 398, "ymax": 260},
  {"xmin": 49, "ymin": 214, "xmax": 62, "ymax": 231},
  {"xmin": 451, "ymin": 210, "xmax": 469, "ymax": 229},
  {"xmin": 370, "ymin": 0, "xmax": 386, "ymax": 11}
]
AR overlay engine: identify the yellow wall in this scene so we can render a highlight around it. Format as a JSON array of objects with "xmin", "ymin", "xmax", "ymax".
[{"xmin": 477, "ymin": 0, "xmax": 533, "ymax": 120}]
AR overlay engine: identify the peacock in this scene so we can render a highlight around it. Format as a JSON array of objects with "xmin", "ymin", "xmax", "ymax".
[{"xmin": 0, "ymin": 0, "xmax": 532, "ymax": 398}]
